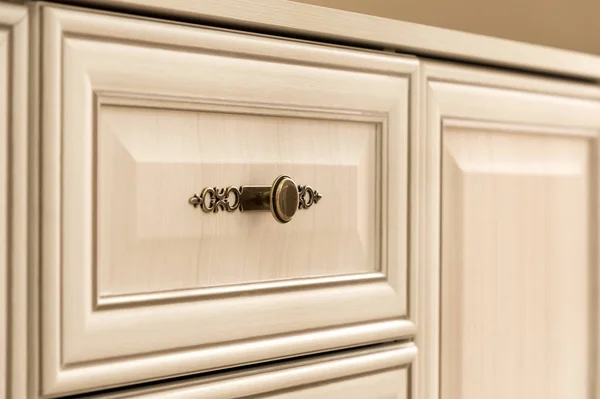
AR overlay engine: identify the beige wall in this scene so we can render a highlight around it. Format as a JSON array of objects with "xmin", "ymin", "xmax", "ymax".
[{"xmin": 294, "ymin": 0, "xmax": 600, "ymax": 55}]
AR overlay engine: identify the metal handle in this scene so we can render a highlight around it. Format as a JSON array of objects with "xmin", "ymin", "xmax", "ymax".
[{"xmin": 189, "ymin": 175, "xmax": 322, "ymax": 224}]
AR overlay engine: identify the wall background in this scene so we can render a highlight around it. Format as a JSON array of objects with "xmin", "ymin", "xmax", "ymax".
[{"xmin": 294, "ymin": 0, "xmax": 600, "ymax": 55}]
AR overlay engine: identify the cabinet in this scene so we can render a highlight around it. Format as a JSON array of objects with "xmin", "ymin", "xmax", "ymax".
[
  {"xmin": 416, "ymin": 61, "xmax": 600, "ymax": 399},
  {"xmin": 37, "ymin": 5, "xmax": 417, "ymax": 397},
  {"xmin": 3, "ymin": 1, "xmax": 600, "ymax": 398}
]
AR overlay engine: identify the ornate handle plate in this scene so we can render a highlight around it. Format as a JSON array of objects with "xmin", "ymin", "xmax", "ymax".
[{"xmin": 189, "ymin": 175, "xmax": 322, "ymax": 224}]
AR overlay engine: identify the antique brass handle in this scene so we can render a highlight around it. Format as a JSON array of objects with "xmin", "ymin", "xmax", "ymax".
[{"xmin": 189, "ymin": 175, "xmax": 322, "ymax": 223}]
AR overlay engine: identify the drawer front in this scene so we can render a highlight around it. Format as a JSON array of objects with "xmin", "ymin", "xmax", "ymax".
[
  {"xmin": 90, "ymin": 343, "xmax": 416, "ymax": 399},
  {"xmin": 40, "ymin": 5, "xmax": 418, "ymax": 396}
]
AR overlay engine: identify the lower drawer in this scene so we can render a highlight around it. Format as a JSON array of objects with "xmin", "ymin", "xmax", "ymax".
[{"xmin": 88, "ymin": 343, "xmax": 416, "ymax": 398}]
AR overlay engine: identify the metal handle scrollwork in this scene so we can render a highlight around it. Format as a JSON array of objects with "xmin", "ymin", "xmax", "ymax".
[{"xmin": 189, "ymin": 175, "xmax": 322, "ymax": 224}]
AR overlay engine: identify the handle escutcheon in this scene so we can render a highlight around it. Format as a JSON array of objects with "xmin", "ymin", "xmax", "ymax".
[{"xmin": 189, "ymin": 175, "xmax": 322, "ymax": 223}]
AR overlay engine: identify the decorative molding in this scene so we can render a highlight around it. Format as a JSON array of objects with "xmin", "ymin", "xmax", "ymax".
[
  {"xmin": 85, "ymin": 342, "xmax": 416, "ymax": 399},
  {"xmin": 56, "ymin": 0, "xmax": 600, "ymax": 82},
  {"xmin": 1, "ymin": 3, "xmax": 29, "ymax": 399},
  {"xmin": 39, "ymin": 5, "xmax": 416, "ymax": 395},
  {"xmin": 55, "ymin": 319, "xmax": 417, "ymax": 397},
  {"xmin": 97, "ymin": 273, "xmax": 386, "ymax": 309},
  {"xmin": 443, "ymin": 118, "xmax": 599, "ymax": 138}
]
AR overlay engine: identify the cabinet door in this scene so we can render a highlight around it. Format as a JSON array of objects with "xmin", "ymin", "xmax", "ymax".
[
  {"xmin": 38, "ymin": 5, "xmax": 418, "ymax": 397},
  {"xmin": 0, "ymin": 4, "xmax": 28, "ymax": 399},
  {"xmin": 416, "ymin": 62, "xmax": 600, "ymax": 399},
  {"xmin": 87, "ymin": 343, "xmax": 416, "ymax": 399}
]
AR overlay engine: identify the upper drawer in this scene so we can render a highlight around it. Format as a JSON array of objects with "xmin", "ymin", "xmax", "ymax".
[{"xmin": 39, "ymin": 6, "xmax": 418, "ymax": 397}]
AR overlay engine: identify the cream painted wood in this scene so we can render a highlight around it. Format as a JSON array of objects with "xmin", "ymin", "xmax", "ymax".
[
  {"xmin": 98, "ymin": 107, "xmax": 378, "ymax": 297},
  {"xmin": 64, "ymin": 0, "xmax": 600, "ymax": 81},
  {"xmin": 415, "ymin": 61, "xmax": 600, "ymax": 399},
  {"xmin": 39, "ymin": 5, "xmax": 418, "ymax": 396},
  {"xmin": 442, "ymin": 125, "xmax": 592, "ymax": 399},
  {"xmin": 0, "ymin": 4, "xmax": 28, "ymax": 399},
  {"xmin": 87, "ymin": 343, "xmax": 416, "ymax": 399}
]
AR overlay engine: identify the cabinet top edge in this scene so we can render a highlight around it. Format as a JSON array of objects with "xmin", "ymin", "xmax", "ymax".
[{"xmin": 41, "ymin": 0, "xmax": 600, "ymax": 83}]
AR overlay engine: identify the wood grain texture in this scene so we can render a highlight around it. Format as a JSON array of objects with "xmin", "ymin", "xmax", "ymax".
[
  {"xmin": 442, "ymin": 125, "xmax": 593, "ymax": 399},
  {"xmin": 0, "ymin": 4, "xmax": 28, "ymax": 399},
  {"xmin": 39, "ymin": 5, "xmax": 417, "ymax": 396},
  {"xmin": 57, "ymin": 0, "xmax": 600, "ymax": 81},
  {"xmin": 86, "ymin": 343, "xmax": 415, "ymax": 399},
  {"xmin": 416, "ymin": 61, "xmax": 600, "ymax": 399},
  {"xmin": 98, "ymin": 106, "xmax": 378, "ymax": 297}
]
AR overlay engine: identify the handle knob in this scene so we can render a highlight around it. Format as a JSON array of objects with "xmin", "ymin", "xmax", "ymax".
[
  {"xmin": 270, "ymin": 175, "xmax": 300, "ymax": 223},
  {"xmin": 189, "ymin": 175, "xmax": 322, "ymax": 224}
]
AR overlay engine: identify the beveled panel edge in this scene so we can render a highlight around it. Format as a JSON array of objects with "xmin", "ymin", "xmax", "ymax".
[
  {"xmin": 97, "ymin": 92, "xmax": 391, "ymax": 121},
  {"xmin": 443, "ymin": 118, "xmax": 600, "ymax": 139},
  {"xmin": 423, "ymin": 61, "xmax": 600, "ymax": 100},
  {"xmin": 97, "ymin": 273, "xmax": 386, "ymax": 310},
  {"xmin": 49, "ymin": 0, "xmax": 600, "ymax": 81},
  {"xmin": 48, "ymin": 319, "xmax": 416, "ymax": 397},
  {"xmin": 427, "ymin": 79, "xmax": 600, "ymax": 130},
  {"xmin": 93, "ymin": 93, "xmax": 388, "ymax": 309},
  {"xmin": 84, "ymin": 342, "xmax": 416, "ymax": 399}
]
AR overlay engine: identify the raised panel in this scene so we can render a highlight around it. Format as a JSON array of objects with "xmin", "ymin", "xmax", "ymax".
[
  {"xmin": 98, "ymin": 105, "xmax": 378, "ymax": 298},
  {"xmin": 441, "ymin": 125, "xmax": 594, "ymax": 399},
  {"xmin": 415, "ymin": 62, "xmax": 600, "ymax": 399},
  {"xmin": 40, "ymin": 6, "xmax": 418, "ymax": 396},
  {"xmin": 87, "ymin": 343, "xmax": 416, "ymax": 399}
]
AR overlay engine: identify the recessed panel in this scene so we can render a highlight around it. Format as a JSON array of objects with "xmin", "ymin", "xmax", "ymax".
[
  {"xmin": 441, "ymin": 125, "xmax": 595, "ymax": 399},
  {"xmin": 97, "ymin": 105, "xmax": 379, "ymax": 297}
]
